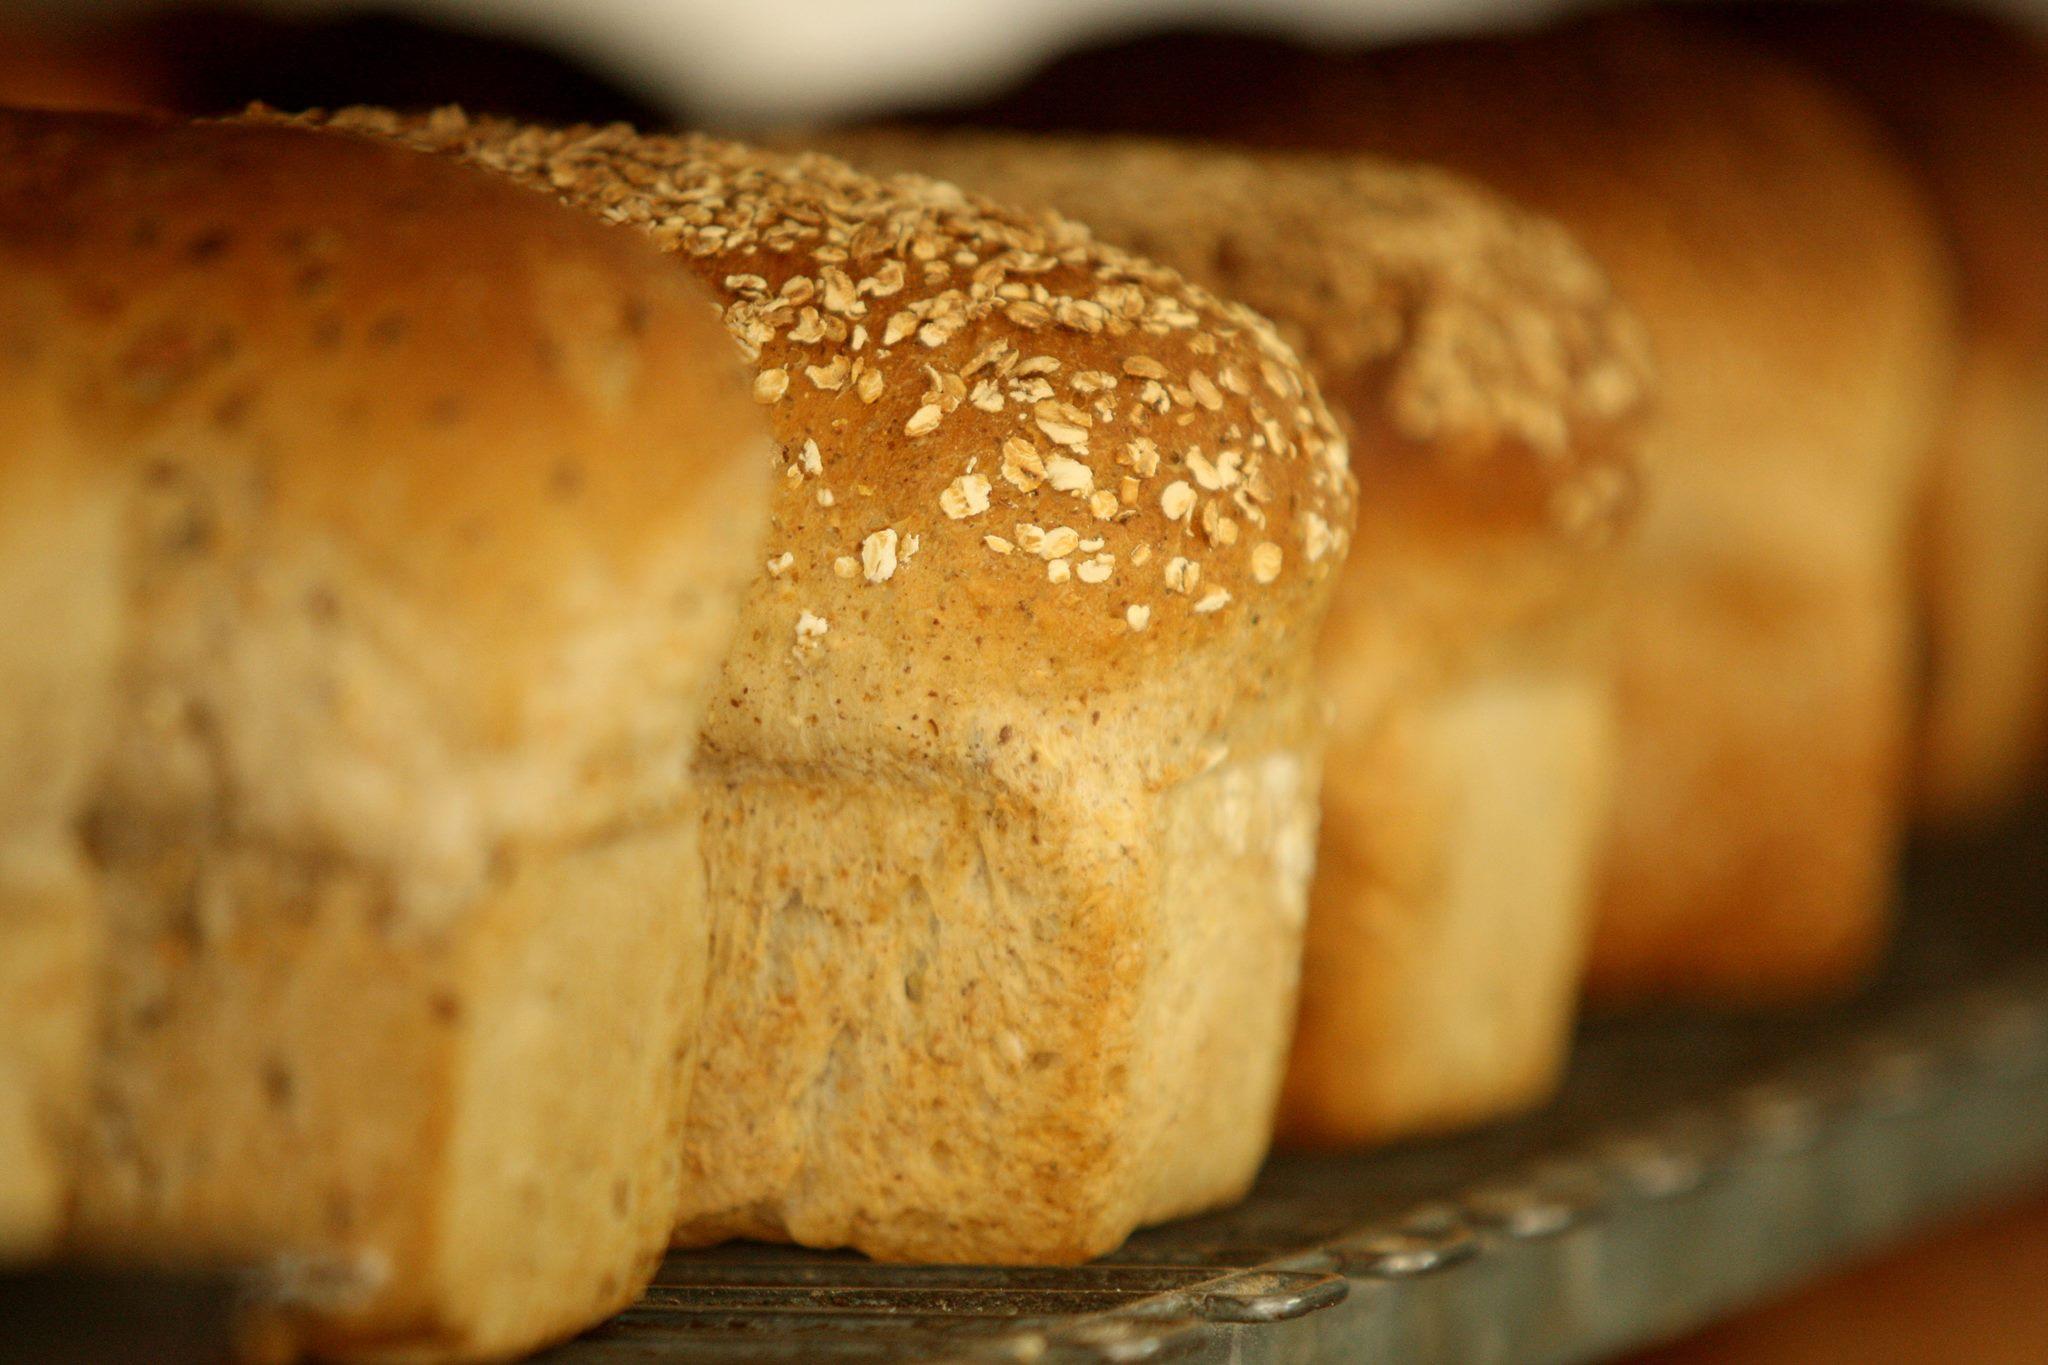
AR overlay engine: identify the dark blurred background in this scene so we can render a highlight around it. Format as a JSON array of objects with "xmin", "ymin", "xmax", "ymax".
[{"xmin": 2, "ymin": 0, "xmax": 2044, "ymax": 125}]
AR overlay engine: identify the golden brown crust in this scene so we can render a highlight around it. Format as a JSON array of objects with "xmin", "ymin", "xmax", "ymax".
[
  {"xmin": 0, "ymin": 110, "xmax": 759, "ymax": 660},
  {"xmin": 1230, "ymin": 18, "xmax": 1945, "ymax": 395},
  {"xmin": 811, "ymin": 129, "xmax": 1648, "ymax": 555},
  {"xmin": 961, "ymin": 16, "xmax": 1949, "ymax": 449},
  {"xmin": 1, "ymin": 109, "xmax": 772, "ymax": 894},
  {"xmin": 275, "ymin": 107, "xmax": 1355, "ymax": 685}
]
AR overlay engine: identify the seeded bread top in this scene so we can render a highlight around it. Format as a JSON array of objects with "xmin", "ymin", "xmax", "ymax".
[
  {"xmin": 816, "ymin": 128, "xmax": 1651, "ymax": 550},
  {"xmin": 277, "ymin": 107, "xmax": 1356, "ymax": 672}
]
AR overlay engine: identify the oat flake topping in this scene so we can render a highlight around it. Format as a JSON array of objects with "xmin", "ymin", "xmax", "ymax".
[{"xmin": 287, "ymin": 107, "xmax": 1355, "ymax": 639}]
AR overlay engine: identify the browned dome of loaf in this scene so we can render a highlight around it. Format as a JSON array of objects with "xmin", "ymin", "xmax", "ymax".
[
  {"xmin": 0, "ymin": 109, "xmax": 770, "ymax": 885},
  {"xmin": 0, "ymin": 111, "xmax": 760, "ymax": 591},
  {"xmin": 816, "ymin": 128, "xmax": 1651, "ymax": 548},
  {"xmin": 272, "ymin": 107, "xmax": 1357, "ymax": 681}
]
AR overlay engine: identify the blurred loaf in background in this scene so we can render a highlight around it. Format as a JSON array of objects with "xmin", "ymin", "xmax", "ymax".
[
  {"xmin": 1714, "ymin": 2, "xmax": 2048, "ymax": 830},
  {"xmin": 937, "ymin": 7, "xmax": 1959, "ymax": 1004}
]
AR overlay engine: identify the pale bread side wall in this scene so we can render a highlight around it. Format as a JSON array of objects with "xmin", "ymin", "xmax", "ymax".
[
  {"xmin": 1283, "ymin": 657, "xmax": 1612, "ymax": 1142},
  {"xmin": 680, "ymin": 668, "xmax": 1318, "ymax": 1263}
]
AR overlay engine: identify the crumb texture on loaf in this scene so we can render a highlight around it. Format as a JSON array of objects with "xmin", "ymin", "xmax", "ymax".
[
  {"xmin": 1, "ymin": 108, "xmax": 770, "ymax": 1360},
  {"xmin": 281, "ymin": 107, "xmax": 1356, "ymax": 1261},
  {"xmin": 680, "ymin": 710, "xmax": 1320, "ymax": 1262}
]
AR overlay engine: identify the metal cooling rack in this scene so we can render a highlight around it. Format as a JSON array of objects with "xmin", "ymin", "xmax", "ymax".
[{"xmin": 542, "ymin": 806, "xmax": 2048, "ymax": 1363}]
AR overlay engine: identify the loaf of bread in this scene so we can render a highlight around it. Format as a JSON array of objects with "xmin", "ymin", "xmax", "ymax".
[
  {"xmin": 1300, "ymin": 14, "xmax": 1955, "ymax": 1000},
  {"xmin": 295, "ymin": 107, "xmax": 1356, "ymax": 1261},
  {"xmin": 963, "ymin": 12, "xmax": 1956, "ymax": 1000},
  {"xmin": 0, "ymin": 109, "xmax": 772, "ymax": 1360},
  {"xmin": 810, "ymin": 129, "xmax": 1650, "ymax": 1143},
  {"xmin": 1717, "ymin": 2, "xmax": 2048, "ymax": 827}
]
